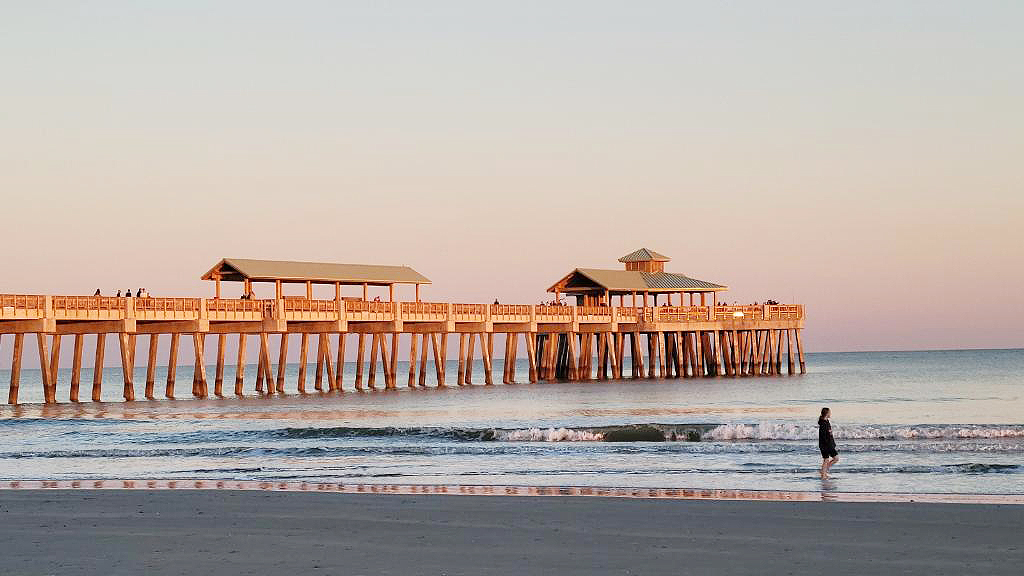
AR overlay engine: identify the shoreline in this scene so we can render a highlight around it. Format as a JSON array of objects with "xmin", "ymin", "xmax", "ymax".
[{"xmin": 3, "ymin": 478, "xmax": 1022, "ymax": 505}]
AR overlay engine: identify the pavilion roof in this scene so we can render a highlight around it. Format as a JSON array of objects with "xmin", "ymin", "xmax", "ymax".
[
  {"xmin": 548, "ymin": 268, "xmax": 726, "ymax": 293},
  {"xmin": 201, "ymin": 258, "xmax": 431, "ymax": 286}
]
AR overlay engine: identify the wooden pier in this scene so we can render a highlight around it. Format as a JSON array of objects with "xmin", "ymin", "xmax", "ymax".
[{"xmin": 0, "ymin": 251, "xmax": 805, "ymax": 404}]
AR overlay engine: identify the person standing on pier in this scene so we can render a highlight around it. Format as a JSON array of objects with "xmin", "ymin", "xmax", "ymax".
[{"xmin": 819, "ymin": 407, "xmax": 839, "ymax": 479}]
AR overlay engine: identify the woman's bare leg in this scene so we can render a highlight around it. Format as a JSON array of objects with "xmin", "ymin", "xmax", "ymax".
[
  {"xmin": 820, "ymin": 459, "xmax": 829, "ymax": 478},
  {"xmin": 824, "ymin": 456, "xmax": 839, "ymax": 476}
]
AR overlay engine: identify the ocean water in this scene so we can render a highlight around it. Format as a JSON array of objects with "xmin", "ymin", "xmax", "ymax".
[{"xmin": 0, "ymin": 349, "xmax": 1021, "ymax": 494}]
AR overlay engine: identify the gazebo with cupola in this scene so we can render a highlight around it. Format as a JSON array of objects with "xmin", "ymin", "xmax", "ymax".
[{"xmin": 547, "ymin": 248, "xmax": 727, "ymax": 308}]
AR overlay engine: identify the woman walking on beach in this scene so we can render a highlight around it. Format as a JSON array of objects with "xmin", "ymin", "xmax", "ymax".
[{"xmin": 819, "ymin": 407, "xmax": 839, "ymax": 479}]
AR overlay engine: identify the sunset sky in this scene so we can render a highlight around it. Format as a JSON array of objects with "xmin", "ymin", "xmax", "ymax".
[{"xmin": 2, "ymin": 1, "xmax": 1021, "ymax": 353}]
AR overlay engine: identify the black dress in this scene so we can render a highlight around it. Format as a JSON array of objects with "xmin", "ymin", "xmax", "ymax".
[{"xmin": 818, "ymin": 418, "xmax": 838, "ymax": 458}]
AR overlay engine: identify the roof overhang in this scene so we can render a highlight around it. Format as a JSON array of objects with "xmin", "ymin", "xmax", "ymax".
[{"xmin": 201, "ymin": 258, "xmax": 431, "ymax": 286}]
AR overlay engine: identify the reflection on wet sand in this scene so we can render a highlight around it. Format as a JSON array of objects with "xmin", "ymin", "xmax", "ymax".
[{"xmin": 3, "ymin": 479, "xmax": 1021, "ymax": 505}]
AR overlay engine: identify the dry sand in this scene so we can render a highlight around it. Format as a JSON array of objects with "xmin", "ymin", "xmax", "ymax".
[{"xmin": 1, "ymin": 489, "xmax": 1021, "ymax": 575}]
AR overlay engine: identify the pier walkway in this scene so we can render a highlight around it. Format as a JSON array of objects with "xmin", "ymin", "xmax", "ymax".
[{"xmin": 1, "ymin": 294, "xmax": 805, "ymax": 404}]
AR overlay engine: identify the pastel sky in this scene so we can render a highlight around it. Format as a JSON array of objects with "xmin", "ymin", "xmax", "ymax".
[{"xmin": 1, "ymin": 1, "xmax": 1022, "ymax": 353}]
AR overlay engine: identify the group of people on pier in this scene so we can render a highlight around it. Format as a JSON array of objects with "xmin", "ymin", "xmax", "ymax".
[{"xmin": 93, "ymin": 288, "xmax": 150, "ymax": 298}]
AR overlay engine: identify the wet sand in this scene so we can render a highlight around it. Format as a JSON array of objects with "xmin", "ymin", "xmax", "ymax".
[{"xmin": 1, "ymin": 490, "xmax": 1021, "ymax": 575}]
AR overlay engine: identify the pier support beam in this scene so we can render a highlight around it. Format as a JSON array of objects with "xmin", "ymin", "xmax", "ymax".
[
  {"xmin": 70, "ymin": 334, "xmax": 84, "ymax": 402},
  {"xmin": 436, "ymin": 333, "xmax": 447, "ymax": 386},
  {"xmin": 297, "ymin": 333, "xmax": 308, "ymax": 393},
  {"xmin": 215, "ymin": 333, "xmax": 226, "ymax": 397},
  {"xmin": 418, "ymin": 333, "xmax": 429, "ymax": 387},
  {"xmin": 526, "ymin": 333, "xmax": 537, "ymax": 383},
  {"xmin": 145, "ymin": 334, "xmax": 158, "ymax": 399},
  {"xmin": 354, "ymin": 334, "xmax": 365, "ymax": 390},
  {"xmin": 457, "ymin": 333, "xmax": 467, "ymax": 386},
  {"xmin": 796, "ymin": 329, "xmax": 806, "ymax": 374},
  {"xmin": 276, "ymin": 334, "xmax": 289, "ymax": 393},
  {"xmin": 389, "ymin": 333, "xmax": 399, "ymax": 390},
  {"xmin": 335, "ymin": 333, "xmax": 346, "ymax": 392},
  {"xmin": 786, "ymin": 330, "xmax": 795, "ymax": 375},
  {"xmin": 482, "ymin": 333, "xmax": 493, "ymax": 385},
  {"xmin": 8, "ymin": 334, "xmax": 24, "ymax": 404},
  {"xmin": 370, "ymin": 330, "xmax": 382, "ymax": 387},
  {"xmin": 165, "ymin": 333, "xmax": 178, "ymax": 398},
  {"xmin": 192, "ymin": 333, "xmax": 207, "ymax": 398},
  {"xmin": 93, "ymin": 333, "xmax": 106, "ymax": 402},
  {"xmin": 407, "ymin": 332, "xmax": 418, "ymax": 388},
  {"xmin": 234, "ymin": 334, "xmax": 246, "ymax": 396},
  {"xmin": 118, "ymin": 332, "xmax": 134, "ymax": 401}
]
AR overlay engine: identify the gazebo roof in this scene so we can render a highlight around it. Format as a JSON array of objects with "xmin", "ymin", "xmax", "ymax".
[
  {"xmin": 548, "ymin": 268, "xmax": 726, "ymax": 294},
  {"xmin": 201, "ymin": 258, "xmax": 431, "ymax": 286},
  {"xmin": 618, "ymin": 248, "xmax": 671, "ymax": 263}
]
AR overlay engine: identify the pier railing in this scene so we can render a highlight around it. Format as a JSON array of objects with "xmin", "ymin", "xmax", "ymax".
[
  {"xmin": 1, "ymin": 294, "xmax": 805, "ymax": 327},
  {"xmin": 0, "ymin": 294, "xmax": 48, "ymax": 319}
]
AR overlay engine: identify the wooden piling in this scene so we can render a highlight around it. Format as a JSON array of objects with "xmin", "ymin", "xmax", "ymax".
[
  {"xmin": 389, "ymin": 332, "xmax": 399, "ymax": 389},
  {"xmin": 482, "ymin": 333, "xmax": 493, "ymax": 385},
  {"xmin": 674, "ymin": 333, "xmax": 685, "ymax": 378},
  {"xmin": 695, "ymin": 331, "xmax": 705, "ymax": 377},
  {"xmin": 407, "ymin": 332, "xmax": 418, "ymax": 388},
  {"xmin": 355, "ymin": 334, "xmax": 365, "ymax": 390},
  {"xmin": 164, "ymin": 333, "xmax": 177, "ymax": 398},
  {"xmin": 418, "ymin": 333, "xmax": 428, "ymax": 387},
  {"xmin": 276, "ymin": 333, "xmax": 289, "ymax": 393},
  {"xmin": 70, "ymin": 333, "xmax": 83, "ymax": 402},
  {"xmin": 255, "ymin": 333, "xmax": 266, "ymax": 393},
  {"xmin": 430, "ymin": 333, "xmax": 444, "ymax": 386},
  {"xmin": 367, "ymin": 333, "xmax": 379, "ymax": 390},
  {"xmin": 786, "ymin": 330, "xmax": 795, "ymax": 375},
  {"xmin": 657, "ymin": 332, "xmax": 667, "ymax": 378},
  {"xmin": 322, "ymin": 334, "xmax": 334, "ymax": 389},
  {"xmin": 795, "ymin": 329, "xmax": 806, "ymax": 374},
  {"xmin": 144, "ymin": 334, "xmax": 158, "ymax": 399},
  {"xmin": 45, "ymin": 334, "xmax": 60, "ymax": 403},
  {"xmin": 567, "ymin": 332, "xmax": 578, "ymax": 380},
  {"xmin": 502, "ymin": 334, "xmax": 512, "ymax": 384},
  {"xmin": 117, "ymin": 332, "xmax": 134, "ymax": 401},
  {"xmin": 8, "ymin": 333, "xmax": 24, "ymax": 404},
  {"xmin": 93, "ymin": 333, "xmax": 106, "ymax": 401},
  {"xmin": 215, "ymin": 333, "xmax": 226, "ymax": 397},
  {"xmin": 457, "ymin": 333, "xmax": 467, "ymax": 386},
  {"xmin": 314, "ymin": 333, "xmax": 325, "ymax": 391},
  {"xmin": 775, "ymin": 329, "xmax": 784, "ymax": 374},
  {"xmin": 465, "ymin": 332, "xmax": 476, "ymax": 384},
  {"xmin": 232, "ymin": 334, "xmax": 246, "ymax": 396},
  {"xmin": 335, "ymin": 333, "xmax": 346, "ymax": 391},
  {"xmin": 192, "ymin": 333, "xmax": 207, "ymax": 398},
  {"xmin": 35, "ymin": 333, "xmax": 51, "ymax": 403},
  {"xmin": 297, "ymin": 333, "xmax": 309, "ymax": 393},
  {"xmin": 508, "ymin": 333, "xmax": 518, "ymax": 383},
  {"xmin": 436, "ymin": 333, "xmax": 448, "ymax": 386},
  {"xmin": 526, "ymin": 333, "xmax": 537, "ymax": 383}
]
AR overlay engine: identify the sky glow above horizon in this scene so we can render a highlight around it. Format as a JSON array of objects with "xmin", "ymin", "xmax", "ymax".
[{"xmin": 1, "ymin": 1, "xmax": 1021, "ymax": 353}]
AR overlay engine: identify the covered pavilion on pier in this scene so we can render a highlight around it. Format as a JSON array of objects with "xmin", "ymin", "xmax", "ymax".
[
  {"xmin": 547, "ymin": 248, "xmax": 727, "ymax": 308},
  {"xmin": 201, "ymin": 258, "xmax": 431, "ymax": 302}
]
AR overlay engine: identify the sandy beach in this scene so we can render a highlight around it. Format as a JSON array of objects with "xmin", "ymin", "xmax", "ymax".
[{"xmin": 1, "ymin": 490, "xmax": 1020, "ymax": 576}]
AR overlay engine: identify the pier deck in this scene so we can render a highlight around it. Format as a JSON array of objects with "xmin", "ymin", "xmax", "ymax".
[{"xmin": 0, "ymin": 294, "xmax": 805, "ymax": 404}]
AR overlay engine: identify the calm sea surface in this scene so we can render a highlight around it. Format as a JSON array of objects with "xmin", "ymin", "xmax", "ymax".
[{"xmin": 1, "ymin": 349, "xmax": 1021, "ymax": 494}]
